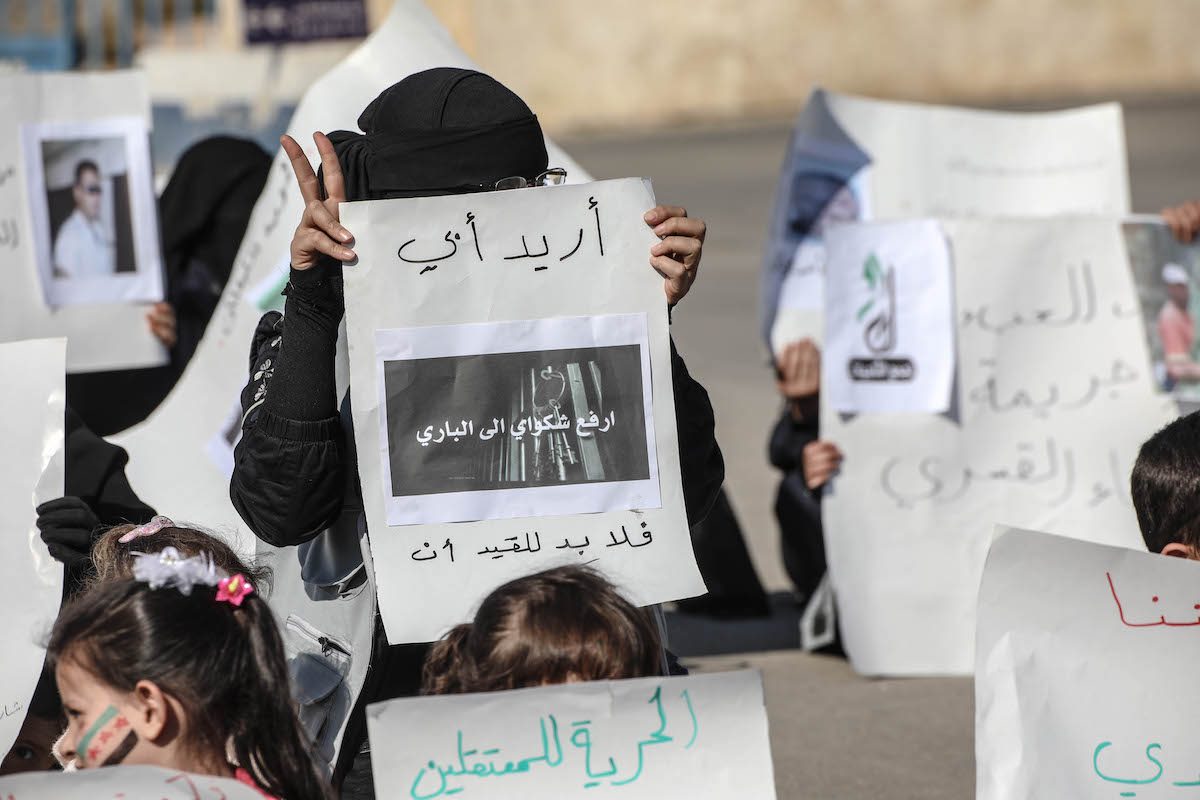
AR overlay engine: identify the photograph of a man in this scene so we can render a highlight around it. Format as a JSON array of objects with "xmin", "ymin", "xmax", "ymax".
[
  {"xmin": 1157, "ymin": 262, "xmax": 1200, "ymax": 388},
  {"xmin": 52, "ymin": 159, "xmax": 115, "ymax": 279},
  {"xmin": 21, "ymin": 119, "xmax": 162, "ymax": 309}
]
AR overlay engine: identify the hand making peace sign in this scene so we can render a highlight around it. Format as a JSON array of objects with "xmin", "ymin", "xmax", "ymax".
[{"xmin": 281, "ymin": 132, "xmax": 355, "ymax": 271}]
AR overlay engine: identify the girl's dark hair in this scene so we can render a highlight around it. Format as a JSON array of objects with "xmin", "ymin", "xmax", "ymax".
[
  {"xmin": 89, "ymin": 523, "xmax": 271, "ymax": 594},
  {"xmin": 47, "ymin": 578, "xmax": 330, "ymax": 799},
  {"xmin": 421, "ymin": 565, "xmax": 662, "ymax": 695}
]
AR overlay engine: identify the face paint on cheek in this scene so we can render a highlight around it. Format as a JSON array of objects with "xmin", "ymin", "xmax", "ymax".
[{"xmin": 76, "ymin": 705, "xmax": 137, "ymax": 767}]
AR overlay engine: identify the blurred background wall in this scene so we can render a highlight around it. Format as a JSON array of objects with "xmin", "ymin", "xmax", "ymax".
[{"xmin": 4, "ymin": 1, "xmax": 1200, "ymax": 167}]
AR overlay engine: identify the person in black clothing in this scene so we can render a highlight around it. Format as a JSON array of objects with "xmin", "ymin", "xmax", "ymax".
[
  {"xmin": 769, "ymin": 339, "xmax": 842, "ymax": 625},
  {"xmin": 229, "ymin": 68, "xmax": 723, "ymax": 797},
  {"xmin": 67, "ymin": 137, "xmax": 271, "ymax": 436}
]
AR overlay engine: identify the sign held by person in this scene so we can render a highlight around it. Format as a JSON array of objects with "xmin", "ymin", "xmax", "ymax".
[
  {"xmin": 342, "ymin": 178, "xmax": 703, "ymax": 644},
  {"xmin": 0, "ymin": 338, "xmax": 65, "ymax": 760},
  {"xmin": 0, "ymin": 71, "xmax": 166, "ymax": 372},
  {"xmin": 366, "ymin": 670, "xmax": 776, "ymax": 799},
  {"xmin": 0, "ymin": 764, "xmax": 268, "ymax": 798},
  {"xmin": 821, "ymin": 217, "xmax": 1176, "ymax": 676},
  {"xmin": 762, "ymin": 88, "xmax": 1130, "ymax": 353},
  {"xmin": 977, "ymin": 526, "xmax": 1200, "ymax": 799}
]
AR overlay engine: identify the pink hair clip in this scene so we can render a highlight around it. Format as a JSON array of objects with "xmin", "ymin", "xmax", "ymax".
[
  {"xmin": 216, "ymin": 574, "xmax": 254, "ymax": 607},
  {"xmin": 118, "ymin": 516, "xmax": 174, "ymax": 544}
]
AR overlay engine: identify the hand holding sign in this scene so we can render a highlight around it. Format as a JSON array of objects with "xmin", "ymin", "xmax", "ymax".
[
  {"xmin": 1162, "ymin": 200, "xmax": 1200, "ymax": 244},
  {"xmin": 802, "ymin": 440, "xmax": 842, "ymax": 490},
  {"xmin": 776, "ymin": 338, "xmax": 821, "ymax": 401},
  {"xmin": 280, "ymin": 131, "xmax": 356, "ymax": 269},
  {"xmin": 645, "ymin": 205, "xmax": 704, "ymax": 306}
]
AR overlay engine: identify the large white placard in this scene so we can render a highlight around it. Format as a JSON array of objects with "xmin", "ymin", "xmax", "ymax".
[
  {"xmin": 0, "ymin": 72, "xmax": 165, "ymax": 372},
  {"xmin": 977, "ymin": 526, "xmax": 1200, "ymax": 800},
  {"xmin": 0, "ymin": 765, "xmax": 265, "ymax": 798},
  {"xmin": 0, "ymin": 339, "xmax": 65, "ymax": 757},
  {"xmin": 343, "ymin": 178, "xmax": 702, "ymax": 644},
  {"xmin": 821, "ymin": 218, "xmax": 1177, "ymax": 676},
  {"xmin": 366, "ymin": 669, "xmax": 776, "ymax": 799},
  {"xmin": 111, "ymin": 0, "xmax": 591, "ymax": 558},
  {"xmin": 762, "ymin": 89, "xmax": 1130, "ymax": 352},
  {"xmin": 824, "ymin": 219, "xmax": 955, "ymax": 414}
]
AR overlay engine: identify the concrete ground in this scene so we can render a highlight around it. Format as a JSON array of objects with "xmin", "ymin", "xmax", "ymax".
[{"xmin": 559, "ymin": 94, "xmax": 1200, "ymax": 799}]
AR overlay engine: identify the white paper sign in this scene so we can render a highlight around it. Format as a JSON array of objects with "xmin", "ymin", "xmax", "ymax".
[
  {"xmin": 0, "ymin": 765, "xmax": 266, "ymax": 799},
  {"xmin": 821, "ymin": 218, "xmax": 1177, "ymax": 676},
  {"xmin": 0, "ymin": 339, "xmax": 65, "ymax": 757},
  {"xmin": 762, "ymin": 89, "xmax": 1130, "ymax": 353},
  {"xmin": 824, "ymin": 90, "xmax": 1130, "ymax": 219},
  {"xmin": 342, "ymin": 178, "xmax": 703, "ymax": 644},
  {"xmin": 0, "ymin": 72, "xmax": 165, "ymax": 372},
  {"xmin": 111, "ymin": 0, "xmax": 592, "ymax": 558},
  {"xmin": 824, "ymin": 219, "xmax": 955, "ymax": 414},
  {"xmin": 366, "ymin": 670, "xmax": 776, "ymax": 799},
  {"xmin": 977, "ymin": 526, "xmax": 1200, "ymax": 800}
]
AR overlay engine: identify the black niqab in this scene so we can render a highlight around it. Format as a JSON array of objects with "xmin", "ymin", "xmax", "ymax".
[{"xmin": 322, "ymin": 67, "xmax": 549, "ymax": 200}]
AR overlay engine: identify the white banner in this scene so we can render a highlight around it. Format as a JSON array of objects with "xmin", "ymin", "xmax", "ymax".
[
  {"xmin": 111, "ymin": 0, "xmax": 591, "ymax": 558},
  {"xmin": 342, "ymin": 177, "xmax": 703, "ymax": 644},
  {"xmin": 764, "ymin": 88, "xmax": 1130, "ymax": 353},
  {"xmin": 977, "ymin": 526, "xmax": 1200, "ymax": 799},
  {"xmin": 821, "ymin": 217, "xmax": 1177, "ymax": 676},
  {"xmin": 366, "ymin": 670, "xmax": 776, "ymax": 799},
  {"xmin": 0, "ymin": 765, "xmax": 265, "ymax": 798},
  {"xmin": 0, "ymin": 339, "xmax": 65, "ymax": 757},
  {"xmin": 0, "ymin": 72, "xmax": 165, "ymax": 372}
]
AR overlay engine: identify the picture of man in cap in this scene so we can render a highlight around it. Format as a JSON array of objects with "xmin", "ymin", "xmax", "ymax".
[{"xmin": 1157, "ymin": 261, "xmax": 1200, "ymax": 387}]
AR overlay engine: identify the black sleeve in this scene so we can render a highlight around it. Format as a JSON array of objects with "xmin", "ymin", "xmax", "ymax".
[
  {"xmin": 671, "ymin": 338, "xmax": 725, "ymax": 528},
  {"xmin": 768, "ymin": 407, "xmax": 819, "ymax": 473},
  {"xmin": 229, "ymin": 264, "xmax": 347, "ymax": 547}
]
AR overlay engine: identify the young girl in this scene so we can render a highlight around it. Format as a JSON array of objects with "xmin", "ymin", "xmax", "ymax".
[
  {"xmin": 46, "ymin": 549, "xmax": 331, "ymax": 799},
  {"xmin": 421, "ymin": 565, "xmax": 664, "ymax": 695}
]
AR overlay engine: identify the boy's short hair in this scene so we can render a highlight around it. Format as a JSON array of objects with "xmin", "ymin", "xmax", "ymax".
[{"xmin": 1131, "ymin": 412, "xmax": 1200, "ymax": 553}]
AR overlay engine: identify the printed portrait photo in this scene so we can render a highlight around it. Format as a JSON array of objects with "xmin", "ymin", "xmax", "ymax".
[
  {"xmin": 20, "ymin": 117, "xmax": 163, "ymax": 308},
  {"xmin": 1122, "ymin": 220, "xmax": 1200, "ymax": 408}
]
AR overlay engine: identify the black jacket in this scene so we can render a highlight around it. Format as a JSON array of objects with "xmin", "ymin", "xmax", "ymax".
[{"xmin": 230, "ymin": 267, "xmax": 725, "ymax": 548}]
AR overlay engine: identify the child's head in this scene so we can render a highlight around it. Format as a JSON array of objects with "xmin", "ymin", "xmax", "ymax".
[
  {"xmin": 0, "ymin": 669, "xmax": 63, "ymax": 775},
  {"xmin": 422, "ymin": 565, "xmax": 662, "ymax": 695},
  {"xmin": 1132, "ymin": 413, "xmax": 1200, "ymax": 558},
  {"xmin": 90, "ymin": 517, "xmax": 270, "ymax": 593},
  {"xmin": 46, "ymin": 551, "xmax": 328, "ymax": 798}
]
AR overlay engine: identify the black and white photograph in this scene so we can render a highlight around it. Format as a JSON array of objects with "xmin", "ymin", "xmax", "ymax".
[
  {"xmin": 375, "ymin": 314, "xmax": 661, "ymax": 525},
  {"xmin": 20, "ymin": 117, "xmax": 163, "ymax": 308}
]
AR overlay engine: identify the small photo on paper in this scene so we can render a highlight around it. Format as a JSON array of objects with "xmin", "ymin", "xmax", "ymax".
[
  {"xmin": 1122, "ymin": 221, "xmax": 1200, "ymax": 408},
  {"xmin": 20, "ymin": 117, "xmax": 163, "ymax": 308},
  {"xmin": 375, "ymin": 314, "xmax": 661, "ymax": 526}
]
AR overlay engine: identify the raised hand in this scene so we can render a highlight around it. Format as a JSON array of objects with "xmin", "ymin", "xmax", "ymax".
[
  {"xmin": 645, "ymin": 205, "xmax": 705, "ymax": 306},
  {"xmin": 145, "ymin": 301, "xmax": 176, "ymax": 349},
  {"xmin": 1163, "ymin": 200, "xmax": 1200, "ymax": 244},
  {"xmin": 280, "ymin": 132, "xmax": 356, "ymax": 270},
  {"xmin": 776, "ymin": 338, "xmax": 821, "ymax": 401}
]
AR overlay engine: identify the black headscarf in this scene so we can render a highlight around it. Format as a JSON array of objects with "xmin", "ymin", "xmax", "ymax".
[{"xmin": 322, "ymin": 67, "xmax": 549, "ymax": 200}]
